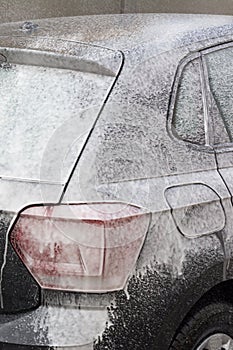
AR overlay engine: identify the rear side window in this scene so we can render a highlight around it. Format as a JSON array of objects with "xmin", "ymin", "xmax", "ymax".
[
  {"xmin": 172, "ymin": 58, "xmax": 205, "ymax": 145},
  {"xmin": 205, "ymin": 47, "xmax": 233, "ymax": 142}
]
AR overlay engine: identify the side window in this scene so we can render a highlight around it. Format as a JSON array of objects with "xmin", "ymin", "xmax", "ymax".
[
  {"xmin": 205, "ymin": 47, "xmax": 233, "ymax": 143},
  {"xmin": 172, "ymin": 58, "xmax": 205, "ymax": 145}
]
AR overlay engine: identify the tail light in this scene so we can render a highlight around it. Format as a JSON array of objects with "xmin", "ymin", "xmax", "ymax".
[{"xmin": 10, "ymin": 203, "xmax": 150, "ymax": 292}]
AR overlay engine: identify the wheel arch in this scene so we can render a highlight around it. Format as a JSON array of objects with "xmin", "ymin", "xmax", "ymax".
[{"xmin": 169, "ymin": 278, "xmax": 233, "ymax": 348}]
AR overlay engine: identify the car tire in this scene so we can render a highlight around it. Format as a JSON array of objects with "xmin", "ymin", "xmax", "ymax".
[{"xmin": 170, "ymin": 302, "xmax": 233, "ymax": 350}]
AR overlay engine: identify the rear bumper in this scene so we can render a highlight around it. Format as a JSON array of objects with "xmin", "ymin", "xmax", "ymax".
[
  {"xmin": 0, "ymin": 345, "xmax": 50, "ymax": 349},
  {"xmin": 0, "ymin": 345, "xmax": 92, "ymax": 349},
  {"xmin": 0, "ymin": 306, "xmax": 108, "ymax": 349}
]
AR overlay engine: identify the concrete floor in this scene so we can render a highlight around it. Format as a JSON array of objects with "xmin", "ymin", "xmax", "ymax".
[{"xmin": 0, "ymin": 0, "xmax": 233, "ymax": 24}]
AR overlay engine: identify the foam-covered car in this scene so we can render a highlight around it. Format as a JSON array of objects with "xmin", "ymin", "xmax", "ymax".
[{"xmin": 1, "ymin": 13, "xmax": 233, "ymax": 350}]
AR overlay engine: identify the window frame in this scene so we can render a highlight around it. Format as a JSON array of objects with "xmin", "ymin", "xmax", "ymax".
[{"xmin": 168, "ymin": 41, "xmax": 233, "ymax": 154}]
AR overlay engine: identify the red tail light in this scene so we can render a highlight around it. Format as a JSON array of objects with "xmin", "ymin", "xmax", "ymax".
[{"xmin": 10, "ymin": 203, "xmax": 150, "ymax": 292}]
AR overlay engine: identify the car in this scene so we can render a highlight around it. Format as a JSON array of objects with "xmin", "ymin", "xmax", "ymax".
[{"xmin": 1, "ymin": 12, "xmax": 233, "ymax": 350}]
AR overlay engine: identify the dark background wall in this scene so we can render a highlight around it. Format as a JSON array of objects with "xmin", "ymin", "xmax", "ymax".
[{"xmin": 0, "ymin": 0, "xmax": 233, "ymax": 23}]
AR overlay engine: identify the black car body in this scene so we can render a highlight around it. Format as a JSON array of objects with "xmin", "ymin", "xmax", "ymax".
[{"xmin": 0, "ymin": 13, "xmax": 233, "ymax": 350}]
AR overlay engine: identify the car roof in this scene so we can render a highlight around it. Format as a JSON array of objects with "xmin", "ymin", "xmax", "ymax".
[{"xmin": 1, "ymin": 13, "xmax": 233, "ymax": 55}]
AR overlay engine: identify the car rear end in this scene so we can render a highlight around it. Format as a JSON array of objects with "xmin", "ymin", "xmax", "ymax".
[{"xmin": 0, "ymin": 30, "xmax": 129, "ymax": 349}]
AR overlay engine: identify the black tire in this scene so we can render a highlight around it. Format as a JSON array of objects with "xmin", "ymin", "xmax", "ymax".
[{"xmin": 170, "ymin": 302, "xmax": 233, "ymax": 350}]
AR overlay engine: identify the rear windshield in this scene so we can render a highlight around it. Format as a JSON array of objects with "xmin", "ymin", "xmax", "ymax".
[{"xmin": 0, "ymin": 40, "xmax": 122, "ymax": 183}]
